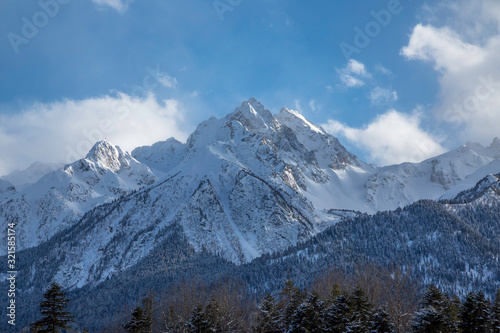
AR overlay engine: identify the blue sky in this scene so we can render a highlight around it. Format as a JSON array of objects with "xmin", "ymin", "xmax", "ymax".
[{"xmin": 1, "ymin": 0, "xmax": 500, "ymax": 175}]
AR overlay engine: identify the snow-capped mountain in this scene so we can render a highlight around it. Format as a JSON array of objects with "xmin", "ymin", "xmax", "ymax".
[
  {"xmin": 1, "ymin": 98, "xmax": 499, "ymax": 267},
  {"xmin": 38, "ymin": 99, "xmax": 354, "ymax": 288},
  {"xmin": 4, "ymin": 98, "xmax": 498, "ymax": 291},
  {"xmin": 364, "ymin": 139, "xmax": 500, "ymax": 211},
  {"xmin": 0, "ymin": 161, "xmax": 64, "ymax": 191},
  {"xmin": 441, "ymin": 156, "xmax": 500, "ymax": 200},
  {"xmin": 8, "ymin": 163, "xmax": 500, "ymax": 333},
  {"xmin": 133, "ymin": 100, "xmax": 500, "ymax": 214},
  {"xmin": 133, "ymin": 137, "xmax": 186, "ymax": 175},
  {"xmin": 3, "ymin": 99, "xmax": 499, "ymax": 332},
  {"xmin": 446, "ymin": 172, "xmax": 500, "ymax": 205},
  {"xmin": 0, "ymin": 140, "xmax": 156, "ymax": 254}
]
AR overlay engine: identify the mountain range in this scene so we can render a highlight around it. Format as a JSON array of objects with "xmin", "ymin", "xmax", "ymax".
[
  {"xmin": 1, "ymin": 99, "xmax": 499, "ymax": 259},
  {"xmin": 1, "ymin": 98, "xmax": 499, "ymax": 330}
]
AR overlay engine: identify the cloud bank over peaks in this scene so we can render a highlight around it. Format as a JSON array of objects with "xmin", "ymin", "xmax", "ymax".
[
  {"xmin": 401, "ymin": 24, "xmax": 486, "ymax": 73},
  {"xmin": 401, "ymin": 0, "xmax": 500, "ymax": 145},
  {"xmin": 0, "ymin": 93, "xmax": 188, "ymax": 176},
  {"xmin": 322, "ymin": 110, "xmax": 446, "ymax": 166}
]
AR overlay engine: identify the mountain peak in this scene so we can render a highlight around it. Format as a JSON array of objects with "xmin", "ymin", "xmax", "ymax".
[
  {"xmin": 228, "ymin": 98, "xmax": 277, "ymax": 131},
  {"xmin": 86, "ymin": 139, "xmax": 116, "ymax": 158},
  {"xmin": 246, "ymin": 97, "xmax": 259, "ymax": 104},
  {"xmin": 277, "ymin": 108, "xmax": 325, "ymax": 134},
  {"xmin": 237, "ymin": 98, "xmax": 269, "ymax": 114},
  {"xmin": 85, "ymin": 140, "xmax": 125, "ymax": 171},
  {"xmin": 460, "ymin": 138, "xmax": 500, "ymax": 159}
]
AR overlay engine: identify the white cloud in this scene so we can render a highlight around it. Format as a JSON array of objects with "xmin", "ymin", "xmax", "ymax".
[
  {"xmin": 322, "ymin": 110, "xmax": 446, "ymax": 166},
  {"xmin": 337, "ymin": 60, "xmax": 397, "ymax": 107},
  {"xmin": 0, "ymin": 93, "xmax": 188, "ymax": 176},
  {"xmin": 370, "ymin": 87, "xmax": 398, "ymax": 105},
  {"xmin": 401, "ymin": 24, "xmax": 486, "ymax": 73},
  {"xmin": 340, "ymin": 75, "xmax": 365, "ymax": 88},
  {"xmin": 347, "ymin": 59, "xmax": 368, "ymax": 76},
  {"xmin": 338, "ymin": 59, "xmax": 370, "ymax": 88},
  {"xmin": 91, "ymin": 0, "xmax": 132, "ymax": 13},
  {"xmin": 401, "ymin": 1, "xmax": 500, "ymax": 145}
]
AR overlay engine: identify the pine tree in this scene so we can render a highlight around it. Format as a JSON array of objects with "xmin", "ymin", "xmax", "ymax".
[
  {"xmin": 324, "ymin": 293, "xmax": 351, "ymax": 332},
  {"xmin": 288, "ymin": 293, "xmax": 325, "ymax": 333},
  {"xmin": 124, "ymin": 307, "xmax": 151, "ymax": 333},
  {"xmin": 123, "ymin": 295, "xmax": 154, "ymax": 333},
  {"xmin": 280, "ymin": 279, "xmax": 305, "ymax": 330},
  {"xmin": 476, "ymin": 292, "xmax": 490, "ymax": 331},
  {"xmin": 31, "ymin": 282, "xmax": 74, "ymax": 333},
  {"xmin": 185, "ymin": 305, "xmax": 214, "ymax": 333},
  {"xmin": 328, "ymin": 284, "xmax": 341, "ymax": 301},
  {"xmin": 491, "ymin": 289, "xmax": 500, "ymax": 333},
  {"xmin": 411, "ymin": 285, "xmax": 457, "ymax": 333},
  {"xmin": 412, "ymin": 306, "xmax": 446, "ymax": 333},
  {"xmin": 459, "ymin": 291, "xmax": 490, "ymax": 333},
  {"xmin": 444, "ymin": 295, "xmax": 460, "ymax": 333},
  {"xmin": 347, "ymin": 288, "xmax": 375, "ymax": 333},
  {"xmin": 370, "ymin": 307, "xmax": 394, "ymax": 333},
  {"xmin": 253, "ymin": 294, "xmax": 281, "ymax": 333}
]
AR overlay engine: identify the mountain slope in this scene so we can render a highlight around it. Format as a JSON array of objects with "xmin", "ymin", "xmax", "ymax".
[
  {"xmin": 239, "ymin": 189, "xmax": 500, "ymax": 298},
  {"xmin": 1, "ymin": 99, "xmax": 499, "ymax": 258},
  {"xmin": 8, "ymin": 99, "xmax": 499, "ymax": 288},
  {"xmin": 5, "ymin": 171, "xmax": 500, "ymax": 332},
  {"xmin": 364, "ymin": 139, "xmax": 500, "ymax": 211},
  {"xmin": 0, "ymin": 140, "xmax": 156, "ymax": 254},
  {"xmin": 1, "ymin": 161, "xmax": 64, "ymax": 190},
  {"xmin": 0, "ymin": 179, "xmax": 15, "ymax": 201},
  {"xmin": 1, "ymin": 99, "xmax": 500, "ymax": 332},
  {"xmin": 8, "ymin": 100, "xmax": 351, "ymax": 290}
]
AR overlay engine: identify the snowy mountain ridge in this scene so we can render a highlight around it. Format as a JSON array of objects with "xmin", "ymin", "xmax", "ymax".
[
  {"xmin": 445, "ymin": 172, "xmax": 500, "ymax": 206},
  {"xmin": 1, "ymin": 161, "xmax": 64, "ymax": 191},
  {"xmin": 2, "ymin": 99, "xmax": 499, "ymax": 332},
  {"xmin": 0, "ymin": 140, "xmax": 156, "ymax": 255},
  {"xmin": 1, "ymin": 98, "xmax": 499, "ymax": 264}
]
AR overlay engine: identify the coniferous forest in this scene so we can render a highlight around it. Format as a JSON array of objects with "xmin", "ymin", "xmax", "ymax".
[
  {"xmin": 30, "ymin": 266, "xmax": 500, "ymax": 333},
  {"xmin": 5, "ymin": 197, "xmax": 499, "ymax": 332}
]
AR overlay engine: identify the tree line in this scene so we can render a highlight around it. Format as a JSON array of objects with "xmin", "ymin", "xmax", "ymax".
[{"xmin": 28, "ymin": 265, "xmax": 500, "ymax": 333}]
